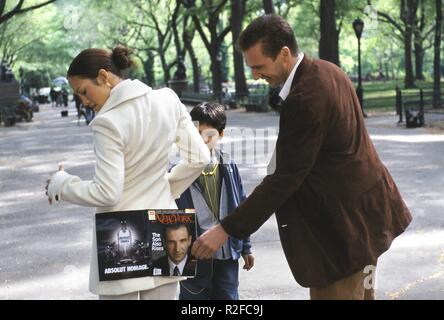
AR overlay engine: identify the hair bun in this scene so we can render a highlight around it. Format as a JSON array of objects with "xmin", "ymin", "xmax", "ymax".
[{"xmin": 111, "ymin": 46, "xmax": 134, "ymax": 70}]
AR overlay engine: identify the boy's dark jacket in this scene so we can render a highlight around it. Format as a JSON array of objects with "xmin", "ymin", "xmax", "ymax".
[{"xmin": 175, "ymin": 151, "xmax": 252, "ymax": 259}]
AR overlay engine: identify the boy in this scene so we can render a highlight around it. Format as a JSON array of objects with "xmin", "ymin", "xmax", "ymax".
[{"xmin": 176, "ymin": 102, "xmax": 254, "ymax": 300}]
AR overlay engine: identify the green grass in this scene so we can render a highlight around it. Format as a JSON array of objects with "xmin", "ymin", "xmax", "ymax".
[{"xmin": 361, "ymin": 80, "xmax": 442, "ymax": 113}]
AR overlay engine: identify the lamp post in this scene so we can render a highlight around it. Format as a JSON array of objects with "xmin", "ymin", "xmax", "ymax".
[{"xmin": 353, "ymin": 18, "xmax": 367, "ymax": 117}]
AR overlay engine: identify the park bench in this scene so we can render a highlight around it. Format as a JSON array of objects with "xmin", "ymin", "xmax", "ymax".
[
  {"xmin": 238, "ymin": 92, "xmax": 269, "ymax": 112},
  {"xmin": 395, "ymin": 87, "xmax": 443, "ymax": 128},
  {"xmin": 180, "ymin": 91, "xmax": 214, "ymax": 106},
  {"xmin": 180, "ymin": 91, "xmax": 238, "ymax": 110},
  {"xmin": 180, "ymin": 90, "xmax": 270, "ymax": 112}
]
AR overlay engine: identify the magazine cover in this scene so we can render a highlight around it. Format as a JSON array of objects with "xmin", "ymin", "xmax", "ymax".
[{"xmin": 95, "ymin": 209, "xmax": 197, "ymax": 281}]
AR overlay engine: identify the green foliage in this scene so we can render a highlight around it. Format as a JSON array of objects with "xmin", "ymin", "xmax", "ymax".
[
  {"xmin": 363, "ymin": 80, "xmax": 440, "ymax": 112},
  {"xmin": 21, "ymin": 67, "xmax": 51, "ymax": 90},
  {"xmin": 0, "ymin": 0, "xmax": 441, "ymax": 93}
]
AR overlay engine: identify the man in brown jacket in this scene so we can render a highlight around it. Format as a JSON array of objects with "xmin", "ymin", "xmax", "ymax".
[{"xmin": 192, "ymin": 14, "xmax": 412, "ymax": 300}]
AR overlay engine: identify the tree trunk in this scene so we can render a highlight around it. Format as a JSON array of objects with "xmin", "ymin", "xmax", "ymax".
[
  {"xmin": 414, "ymin": 0, "xmax": 425, "ymax": 80},
  {"xmin": 209, "ymin": 37, "xmax": 224, "ymax": 101},
  {"xmin": 171, "ymin": 1, "xmax": 182, "ymax": 58},
  {"xmin": 433, "ymin": 0, "xmax": 442, "ymax": 108},
  {"xmin": 183, "ymin": 25, "xmax": 200, "ymax": 93},
  {"xmin": 144, "ymin": 51, "xmax": 156, "ymax": 87},
  {"xmin": 263, "ymin": 0, "xmax": 275, "ymax": 14},
  {"xmin": 402, "ymin": 0, "xmax": 417, "ymax": 88},
  {"xmin": 231, "ymin": 0, "xmax": 248, "ymax": 100},
  {"xmin": 211, "ymin": 51, "xmax": 223, "ymax": 102},
  {"xmin": 210, "ymin": 37, "xmax": 224, "ymax": 101},
  {"xmin": 319, "ymin": 0, "xmax": 340, "ymax": 66},
  {"xmin": 404, "ymin": 27, "xmax": 415, "ymax": 88},
  {"xmin": 191, "ymin": 0, "xmax": 230, "ymax": 98},
  {"xmin": 159, "ymin": 50, "xmax": 170, "ymax": 85},
  {"xmin": 414, "ymin": 38, "xmax": 425, "ymax": 80}
]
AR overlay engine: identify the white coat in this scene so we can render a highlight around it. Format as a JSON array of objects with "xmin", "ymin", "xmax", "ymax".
[{"xmin": 47, "ymin": 79, "xmax": 210, "ymax": 295}]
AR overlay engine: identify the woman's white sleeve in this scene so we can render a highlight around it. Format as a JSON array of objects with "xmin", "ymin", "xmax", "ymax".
[
  {"xmin": 50, "ymin": 118, "xmax": 125, "ymax": 207},
  {"xmin": 167, "ymin": 103, "xmax": 210, "ymax": 199}
]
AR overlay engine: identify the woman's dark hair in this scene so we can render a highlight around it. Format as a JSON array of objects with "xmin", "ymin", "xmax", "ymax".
[
  {"xmin": 190, "ymin": 102, "xmax": 226, "ymax": 134},
  {"xmin": 67, "ymin": 46, "xmax": 134, "ymax": 79},
  {"xmin": 236, "ymin": 14, "xmax": 298, "ymax": 60}
]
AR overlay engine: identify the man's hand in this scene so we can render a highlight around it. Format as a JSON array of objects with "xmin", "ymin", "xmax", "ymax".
[
  {"xmin": 192, "ymin": 224, "xmax": 228, "ymax": 259},
  {"xmin": 242, "ymin": 254, "xmax": 255, "ymax": 271}
]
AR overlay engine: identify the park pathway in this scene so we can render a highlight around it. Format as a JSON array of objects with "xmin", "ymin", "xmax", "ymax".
[{"xmin": 0, "ymin": 103, "xmax": 443, "ymax": 299}]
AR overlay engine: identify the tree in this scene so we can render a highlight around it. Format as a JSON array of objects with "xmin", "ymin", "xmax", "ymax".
[
  {"xmin": 191, "ymin": 0, "xmax": 231, "ymax": 100},
  {"xmin": 263, "ymin": 0, "xmax": 275, "ymax": 14},
  {"xmin": 0, "ymin": 19, "xmax": 40, "ymax": 66},
  {"xmin": 21, "ymin": 67, "xmax": 51, "ymax": 92},
  {"xmin": 319, "ymin": 0, "xmax": 340, "ymax": 66},
  {"xmin": 319, "ymin": 0, "xmax": 360, "ymax": 68},
  {"xmin": 413, "ymin": 0, "xmax": 425, "ymax": 80},
  {"xmin": 231, "ymin": 0, "xmax": 248, "ymax": 99},
  {"xmin": 182, "ymin": 15, "xmax": 200, "ymax": 92},
  {"xmin": 87, "ymin": 2, "xmax": 159, "ymax": 85},
  {"xmin": 140, "ymin": 52, "xmax": 155, "ymax": 86},
  {"xmin": 433, "ymin": 0, "xmax": 442, "ymax": 108},
  {"xmin": 402, "ymin": 0, "xmax": 418, "ymax": 88},
  {"xmin": 0, "ymin": 1, "xmax": 60, "ymax": 66},
  {"xmin": 0, "ymin": 0, "xmax": 57, "ymax": 25},
  {"xmin": 126, "ymin": 0, "xmax": 180, "ymax": 85},
  {"xmin": 401, "ymin": 0, "xmax": 418, "ymax": 88},
  {"xmin": 0, "ymin": 2, "xmax": 73, "ymax": 81},
  {"xmin": 368, "ymin": 0, "xmax": 417, "ymax": 88},
  {"xmin": 413, "ymin": 0, "xmax": 435, "ymax": 80},
  {"xmin": 178, "ymin": 0, "xmax": 202, "ymax": 93}
]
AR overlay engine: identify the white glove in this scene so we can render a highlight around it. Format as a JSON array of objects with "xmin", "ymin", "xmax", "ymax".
[{"xmin": 46, "ymin": 165, "xmax": 70, "ymax": 204}]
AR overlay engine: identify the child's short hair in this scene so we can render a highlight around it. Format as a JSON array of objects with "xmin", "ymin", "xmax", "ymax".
[{"xmin": 190, "ymin": 102, "xmax": 226, "ymax": 134}]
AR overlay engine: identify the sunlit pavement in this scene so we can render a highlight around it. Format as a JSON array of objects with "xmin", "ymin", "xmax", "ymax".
[{"xmin": 0, "ymin": 103, "xmax": 443, "ymax": 299}]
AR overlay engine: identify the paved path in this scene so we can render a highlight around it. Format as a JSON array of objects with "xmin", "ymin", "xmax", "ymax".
[{"xmin": 0, "ymin": 103, "xmax": 443, "ymax": 299}]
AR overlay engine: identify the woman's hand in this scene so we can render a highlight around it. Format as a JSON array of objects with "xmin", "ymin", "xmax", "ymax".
[{"xmin": 45, "ymin": 164, "xmax": 64, "ymax": 204}]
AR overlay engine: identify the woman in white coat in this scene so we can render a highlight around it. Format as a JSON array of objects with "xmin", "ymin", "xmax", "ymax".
[{"xmin": 45, "ymin": 46, "xmax": 210, "ymax": 299}]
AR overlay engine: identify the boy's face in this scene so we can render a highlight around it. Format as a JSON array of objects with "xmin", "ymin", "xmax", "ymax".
[{"xmin": 198, "ymin": 123, "xmax": 223, "ymax": 151}]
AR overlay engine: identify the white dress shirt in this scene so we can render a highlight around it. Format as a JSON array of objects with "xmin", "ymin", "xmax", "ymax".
[
  {"xmin": 268, "ymin": 53, "xmax": 304, "ymax": 176},
  {"xmin": 169, "ymin": 255, "xmax": 188, "ymax": 276},
  {"xmin": 278, "ymin": 52, "xmax": 304, "ymax": 101}
]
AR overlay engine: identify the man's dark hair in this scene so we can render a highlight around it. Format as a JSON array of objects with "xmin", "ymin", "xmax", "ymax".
[
  {"xmin": 236, "ymin": 14, "xmax": 298, "ymax": 60},
  {"xmin": 164, "ymin": 223, "xmax": 191, "ymax": 240},
  {"xmin": 190, "ymin": 102, "xmax": 226, "ymax": 134}
]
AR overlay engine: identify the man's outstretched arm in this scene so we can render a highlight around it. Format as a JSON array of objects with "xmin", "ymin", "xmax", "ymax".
[{"xmin": 192, "ymin": 101, "xmax": 325, "ymax": 258}]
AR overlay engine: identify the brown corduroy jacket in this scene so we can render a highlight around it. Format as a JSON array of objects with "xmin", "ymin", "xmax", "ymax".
[{"xmin": 221, "ymin": 56, "xmax": 412, "ymax": 288}]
